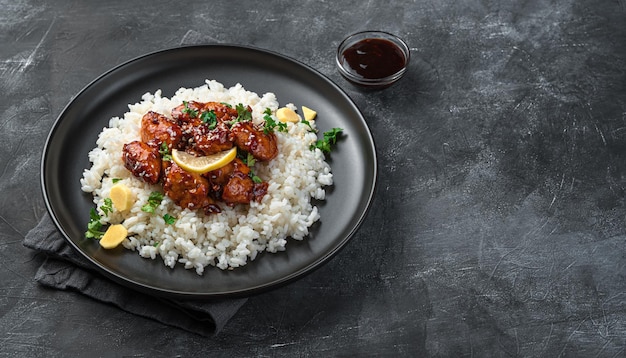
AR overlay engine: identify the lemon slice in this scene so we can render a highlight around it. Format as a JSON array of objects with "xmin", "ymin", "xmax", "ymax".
[{"xmin": 172, "ymin": 147, "xmax": 237, "ymax": 174}]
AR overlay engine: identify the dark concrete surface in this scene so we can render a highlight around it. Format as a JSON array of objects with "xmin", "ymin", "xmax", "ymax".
[{"xmin": 1, "ymin": 0, "xmax": 625, "ymax": 356}]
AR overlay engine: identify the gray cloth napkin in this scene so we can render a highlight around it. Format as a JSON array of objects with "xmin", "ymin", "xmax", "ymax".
[{"xmin": 24, "ymin": 213, "xmax": 247, "ymax": 336}]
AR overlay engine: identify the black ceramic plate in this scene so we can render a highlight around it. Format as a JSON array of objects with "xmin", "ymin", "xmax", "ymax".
[{"xmin": 42, "ymin": 45, "xmax": 377, "ymax": 299}]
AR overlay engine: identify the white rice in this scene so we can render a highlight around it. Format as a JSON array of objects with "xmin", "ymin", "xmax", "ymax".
[{"xmin": 80, "ymin": 79, "xmax": 332, "ymax": 274}]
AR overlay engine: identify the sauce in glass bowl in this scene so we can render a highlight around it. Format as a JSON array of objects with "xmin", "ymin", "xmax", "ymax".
[{"xmin": 336, "ymin": 31, "xmax": 410, "ymax": 89}]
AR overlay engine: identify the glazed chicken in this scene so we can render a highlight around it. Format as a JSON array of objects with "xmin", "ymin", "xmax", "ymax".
[
  {"xmin": 188, "ymin": 122, "xmax": 233, "ymax": 156},
  {"xmin": 230, "ymin": 121, "xmax": 278, "ymax": 162},
  {"xmin": 121, "ymin": 101, "xmax": 277, "ymax": 213},
  {"xmin": 140, "ymin": 111, "xmax": 183, "ymax": 150},
  {"xmin": 122, "ymin": 141, "xmax": 161, "ymax": 185},
  {"xmin": 163, "ymin": 163, "xmax": 220, "ymax": 214},
  {"xmin": 205, "ymin": 158, "xmax": 269, "ymax": 205},
  {"xmin": 171, "ymin": 101, "xmax": 240, "ymax": 125}
]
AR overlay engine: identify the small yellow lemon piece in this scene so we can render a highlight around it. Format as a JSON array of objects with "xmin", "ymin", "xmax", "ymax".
[
  {"xmin": 109, "ymin": 183, "xmax": 134, "ymax": 211},
  {"xmin": 100, "ymin": 224, "xmax": 128, "ymax": 249},
  {"xmin": 301, "ymin": 106, "xmax": 317, "ymax": 121},
  {"xmin": 172, "ymin": 147, "xmax": 237, "ymax": 174},
  {"xmin": 276, "ymin": 107, "xmax": 300, "ymax": 123}
]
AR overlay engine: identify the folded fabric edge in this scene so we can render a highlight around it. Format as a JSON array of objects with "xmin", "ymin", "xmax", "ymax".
[
  {"xmin": 24, "ymin": 214, "xmax": 248, "ymax": 336},
  {"xmin": 34, "ymin": 257, "xmax": 223, "ymax": 336}
]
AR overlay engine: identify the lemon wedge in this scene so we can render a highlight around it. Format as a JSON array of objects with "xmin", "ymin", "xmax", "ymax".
[{"xmin": 172, "ymin": 147, "xmax": 237, "ymax": 174}]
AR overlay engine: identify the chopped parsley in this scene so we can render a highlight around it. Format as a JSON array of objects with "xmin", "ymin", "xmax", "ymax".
[
  {"xmin": 200, "ymin": 110, "xmax": 218, "ymax": 129},
  {"xmin": 311, "ymin": 127, "xmax": 343, "ymax": 154},
  {"xmin": 141, "ymin": 191, "xmax": 164, "ymax": 213},
  {"xmin": 247, "ymin": 153, "xmax": 255, "ymax": 166},
  {"xmin": 159, "ymin": 142, "xmax": 172, "ymax": 161},
  {"xmin": 301, "ymin": 118, "xmax": 316, "ymax": 133},
  {"xmin": 163, "ymin": 213, "xmax": 176, "ymax": 225},
  {"xmin": 235, "ymin": 103, "xmax": 252, "ymax": 122},
  {"xmin": 182, "ymin": 101, "xmax": 198, "ymax": 118},
  {"xmin": 111, "ymin": 178, "xmax": 122, "ymax": 183},
  {"xmin": 220, "ymin": 102, "xmax": 232, "ymax": 108},
  {"xmin": 243, "ymin": 152, "xmax": 255, "ymax": 167},
  {"xmin": 262, "ymin": 108, "xmax": 287, "ymax": 134},
  {"xmin": 85, "ymin": 198, "xmax": 113, "ymax": 239},
  {"xmin": 100, "ymin": 198, "xmax": 114, "ymax": 216},
  {"xmin": 239, "ymin": 152, "xmax": 262, "ymax": 183},
  {"xmin": 85, "ymin": 198, "xmax": 116, "ymax": 239},
  {"xmin": 85, "ymin": 208, "xmax": 106, "ymax": 239},
  {"xmin": 250, "ymin": 173, "xmax": 262, "ymax": 184},
  {"xmin": 236, "ymin": 150, "xmax": 247, "ymax": 163}
]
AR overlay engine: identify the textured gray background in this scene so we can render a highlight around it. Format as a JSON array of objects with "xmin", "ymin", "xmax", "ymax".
[{"xmin": 2, "ymin": 0, "xmax": 625, "ymax": 356}]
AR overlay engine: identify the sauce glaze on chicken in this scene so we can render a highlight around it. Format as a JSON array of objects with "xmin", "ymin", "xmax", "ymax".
[{"xmin": 122, "ymin": 101, "xmax": 277, "ymax": 214}]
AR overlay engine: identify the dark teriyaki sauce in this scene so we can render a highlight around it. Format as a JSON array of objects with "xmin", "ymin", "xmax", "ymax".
[{"xmin": 340, "ymin": 38, "xmax": 407, "ymax": 80}]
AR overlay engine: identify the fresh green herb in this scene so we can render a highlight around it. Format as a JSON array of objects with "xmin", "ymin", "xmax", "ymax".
[
  {"xmin": 245, "ymin": 152, "xmax": 256, "ymax": 167},
  {"xmin": 163, "ymin": 213, "xmax": 176, "ymax": 225},
  {"xmin": 112, "ymin": 178, "xmax": 122, "ymax": 183},
  {"xmin": 200, "ymin": 110, "xmax": 218, "ymax": 129},
  {"xmin": 310, "ymin": 127, "xmax": 344, "ymax": 154},
  {"xmin": 141, "ymin": 191, "xmax": 164, "ymax": 213},
  {"xmin": 159, "ymin": 142, "xmax": 172, "ymax": 162},
  {"xmin": 240, "ymin": 152, "xmax": 262, "ymax": 183},
  {"xmin": 182, "ymin": 101, "xmax": 198, "ymax": 118},
  {"xmin": 85, "ymin": 197, "xmax": 116, "ymax": 239},
  {"xmin": 237, "ymin": 151, "xmax": 253, "ymax": 166},
  {"xmin": 101, "ymin": 198, "xmax": 114, "ymax": 216},
  {"xmin": 262, "ymin": 108, "xmax": 287, "ymax": 134},
  {"xmin": 246, "ymin": 153, "xmax": 263, "ymax": 183},
  {"xmin": 154, "ymin": 241, "xmax": 160, "ymax": 248},
  {"xmin": 220, "ymin": 102, "xmax": 232, "ymax": 108},
  {"xmin": 85, "ymin": 208, "xmax": 106, "ymax": 239},
  {"xmin": 301, "ymin": 118, "xmax": 316, "ymax": 132},
  {"xmin": 263, "ymin": 108, "xmax": 272, "ymax": 120},
  {"xmin": 235, "ymin": 103, "xmax": 252, "ymax": 122},
  {"xmin": 236, "ymin": 150, "xmax": 247, "ymax": 162}
]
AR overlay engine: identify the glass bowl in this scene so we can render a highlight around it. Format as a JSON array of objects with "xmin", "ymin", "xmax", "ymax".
[{"xmin": 336, "ymin": 31, "xmax": 410, "ymax": 89}]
